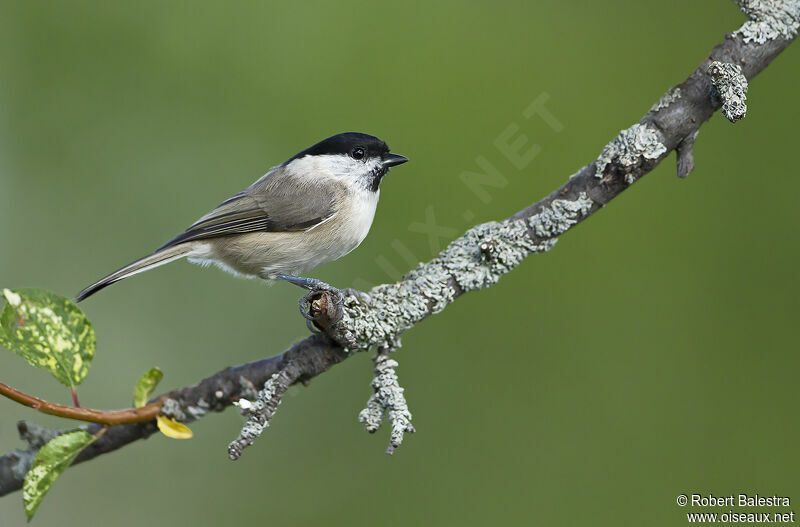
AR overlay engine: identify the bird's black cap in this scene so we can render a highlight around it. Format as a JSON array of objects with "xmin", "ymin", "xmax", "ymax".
[{"xmin": 287, "ymin": 132, "xmax": 391, "ymax": 162}]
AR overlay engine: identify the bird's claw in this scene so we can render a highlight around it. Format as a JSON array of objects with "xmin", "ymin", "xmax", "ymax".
[
  {"xmin": 295, "ymin": 282, "xmax": 343, "ymax": 326},
  {"xmin": 303, "ymin": 285, "xmax": 371, "ymax": 308},
  {"xmin": 277, "ymin": 274, "xmax": 369, "ymax": 328}
]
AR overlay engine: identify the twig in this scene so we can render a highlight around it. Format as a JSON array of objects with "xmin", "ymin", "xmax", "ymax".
[
  {"xmin": 0, "ymin": 381, "xmax": 162, "ymax": 426},
  {"xmin": 94, "ymin": 425, "xmax": 109, "ymax": 440},
  {"xmin": 676, "ymin": 130, "xmax": 699, "ymax": 179},
  {"xmin": 227, "ymin": 369, "xmax": 296, "ymax": 460},
  {"xmin": 358, "ymin": 348, "xmax": 415, "ymax": 455}
]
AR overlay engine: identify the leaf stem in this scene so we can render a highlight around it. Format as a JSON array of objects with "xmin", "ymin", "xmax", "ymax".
[
  {"xmin": 0, "ymin": 381, "xmax": 163, "ymax": 425},
  {"xmin": 71, "ymin": 387, "xmax": 80, "ymax": 408}
]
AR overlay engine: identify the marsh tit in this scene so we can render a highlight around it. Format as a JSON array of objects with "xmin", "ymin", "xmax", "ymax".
[{"xmin": 76, "ymin": 132, "xmax": 408, "ymax": 301}]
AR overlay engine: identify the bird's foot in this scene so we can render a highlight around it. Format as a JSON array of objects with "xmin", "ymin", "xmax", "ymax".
[
  {"xmin": 276, "ymin": 274, "xmax": 370, "ymax": 304},
  {"xmin": 275, "ymin": 275, "xmax": 370, "ymax": 330}
]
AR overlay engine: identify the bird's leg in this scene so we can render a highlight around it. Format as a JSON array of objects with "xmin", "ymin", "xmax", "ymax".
[
  {"xmin": 275, "ymin": 274, "xmax": 370, "ymax": 303},
  {"xmin": 275, "ymin": 274, "xmax": 333, "ymax": 292}
]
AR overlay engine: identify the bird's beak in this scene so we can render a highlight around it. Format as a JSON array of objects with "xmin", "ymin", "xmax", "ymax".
[{"xmin": 382, "ymin": 153, "xmax": 409, "ymax": 168}]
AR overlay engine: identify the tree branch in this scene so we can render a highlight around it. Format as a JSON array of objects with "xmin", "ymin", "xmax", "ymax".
[
  {"xmin": 0, "ymin": 334, "xmax": 345, "ymax": 496},
  {"xmin": 1, "ymin": 0, "xmax": 798, "ymax": 497}
]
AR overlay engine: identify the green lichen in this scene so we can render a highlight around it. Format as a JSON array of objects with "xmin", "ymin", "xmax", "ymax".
[
  {"xmin": 595, "ymin": 123, "xmax": 667, "ymax": 184},
  {"xmin": 708, "ymin": 61, "xmax": 748, "ymax": 122},
  {"xmin": 735, "ymin": 0, "xmax": 800, "ymax": 44},
  {"xmin": 528, "ymin": 192, "xmax": 593, "ymax": 238},
  {"xmin": 358, "ymin": 349, "xmax": 414, "ymax": 455},
  {"xmin": 650, "ymin": 87, "xmax": 682, "ymax": 112},
  {"xmin": 338, "ymin": 219, "xmax": 554, "ymax": 351}
]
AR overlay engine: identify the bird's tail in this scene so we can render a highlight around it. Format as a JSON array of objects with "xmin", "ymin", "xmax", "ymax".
[{"xmin": 76, "ymin": 245, "xmax": 193, "ymax": 302}]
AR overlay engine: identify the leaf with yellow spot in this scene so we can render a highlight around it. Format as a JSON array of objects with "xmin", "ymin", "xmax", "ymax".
[
  {"xmin": 0, "ymin": 289, "xmax": 95, "ymax": 387},
  {"xmin": 133, "ymin": 367, "xmax": 163, "ymax": 407},
  {"xmin": 157, "ymin": 415, "xmax": 194, "ymax": 439},
  {"xmin": 23, "ymin": 430, "xmax": 95, "ymax": 521}
]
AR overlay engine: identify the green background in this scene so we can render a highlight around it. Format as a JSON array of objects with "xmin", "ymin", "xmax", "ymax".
[{"xmin": 1, "ymin": 1, "xmax": 798, "ymax": 525}]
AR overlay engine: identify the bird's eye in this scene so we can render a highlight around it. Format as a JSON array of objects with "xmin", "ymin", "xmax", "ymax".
[{"xmin": 351, "ymin": 147, "xmax": 365, "ymax": 160}]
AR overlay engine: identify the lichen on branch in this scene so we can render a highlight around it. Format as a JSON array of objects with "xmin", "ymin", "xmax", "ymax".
[{"xmin": 358, "ymin": 348, "xmax": 415, "ymax": 455}]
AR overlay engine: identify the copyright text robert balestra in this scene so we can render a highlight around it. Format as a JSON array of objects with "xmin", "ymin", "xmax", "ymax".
[{"xmin": 680, "ymin": 494, "xmax": 791, "ymax": 507}]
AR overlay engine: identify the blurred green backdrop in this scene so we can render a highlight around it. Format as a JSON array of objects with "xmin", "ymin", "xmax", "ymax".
[{"xmin": 1, "ymin": 1, "xmax": 799, "ymax": 525}]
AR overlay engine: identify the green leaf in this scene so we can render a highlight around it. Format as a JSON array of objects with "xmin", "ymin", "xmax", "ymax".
[
  {"xmin": 22, "ymin": 430, "xmax": 95, "ymax": 521},
  {"xmin": 0, "ymin": 289, "xmax": 95, "ymax": 387},
  {"xmin": 133, "ymin": 367, "xmax": 163, "ymax": 407}
]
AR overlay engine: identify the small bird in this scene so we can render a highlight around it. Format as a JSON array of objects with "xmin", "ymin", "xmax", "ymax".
[{"xmin": 76, "ymin": 132, "xmax": 408, "ymax": 302}]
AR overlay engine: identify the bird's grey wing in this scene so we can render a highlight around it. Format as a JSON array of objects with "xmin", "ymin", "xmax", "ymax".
[{"xmin": 158, "ymin": 170, "xmax": 340, "ymax": 250}]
